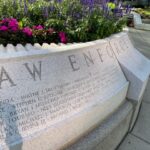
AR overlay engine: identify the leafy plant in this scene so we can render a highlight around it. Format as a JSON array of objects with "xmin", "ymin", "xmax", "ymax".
[{"xmin": 0, "ymin": 0, "xmax": 128, "ymax": 45}]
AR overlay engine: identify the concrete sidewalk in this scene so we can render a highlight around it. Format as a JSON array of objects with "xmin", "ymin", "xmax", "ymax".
[
  {"xmin": 128, "ymin": 28, "xmax": 150, "ymax": 58},
  {"xmin": 118, "ymin": 28, "xmax": 150, "ymax": 150}
]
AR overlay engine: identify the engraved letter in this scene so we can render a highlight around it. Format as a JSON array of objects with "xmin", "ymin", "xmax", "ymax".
[
  {"xmin": 24, "ymin": 61, "xmax": 42, "ymax": 81},
  {"xmin": 114, "ymin": 43, "xmax": 121, "ymax": 55},
  {"xmin": 0, "ymin": 67, "xmax": 16, "ymax": 89},
  {"xmin": 97, "ymin": 49, "xmax": 104, "ymax": 62},
  {"xmin": 83, "ymin": 51, "xmax": 94, "ymax": 67},
  {"xmin": 106, "ymin": 45, "xmax": 114, "ymax": 58},
  {"xmin": 68, "ymin": 55, "xmax": 80, "ymax": 71}
]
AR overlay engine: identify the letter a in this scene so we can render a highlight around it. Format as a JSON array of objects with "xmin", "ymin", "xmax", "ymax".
[{"xmin": 0, "ymin": 67, "xmax": 16, "ymax": 89}]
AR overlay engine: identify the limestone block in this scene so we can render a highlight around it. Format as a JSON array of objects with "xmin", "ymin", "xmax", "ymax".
[
  {"xmin": 109, "ymin": 32, "xmax": 150, "ymax": 129},
  {"xmin": 0, "ymin": 41, "xmax": 128, "ymax": 150},
  {"xmin": 109, "ymin": 32, "xmax": 150, "ymax": 101},
  {"xmin": 66, "ymin": 101, "xmax": 133, "ymax": 150}
]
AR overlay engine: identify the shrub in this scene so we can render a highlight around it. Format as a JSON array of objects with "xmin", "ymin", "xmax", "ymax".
[
  {"xmin": 122, "ymin": 1, "xmax": 149, "ymax": 8},
  {"xmin": 134, "ymin": 8, "xmax": 150, "ymax": 19},
  {"xmin": 0, "ymin": 0, "xmax": 129, "ymax": 45}
]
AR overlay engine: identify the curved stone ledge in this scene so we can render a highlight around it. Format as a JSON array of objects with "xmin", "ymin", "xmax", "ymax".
[
  {"xmin": 0, "ymin": 31, "xmax": 149, "ymax": 150},
  {"xmin": 0, "ymin": 39, "xmax": 108, "ymax": 59},
  {"xmin": 66, "ymin": 101, "xmax": 133, "ymax": 150},
  {"xmin": 108, "ymin": 31, "xmax": 150, "ymax": 129},
  {"xmin": 0, "ymin": 37, "xmax": 128, "ymax": 150}
]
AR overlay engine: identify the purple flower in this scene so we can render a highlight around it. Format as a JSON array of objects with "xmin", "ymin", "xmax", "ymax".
[
  {"xmin": 22, "ymin": 27, "xmax": 32, "ymax": 37},
  {"xmin": 28, "ymin": 0, "xmax": 36, "ymax": 3},
  {"xmin": 59, "ymin": 32, "xmax": 67, "ymax": 43},
  {"xmin": 114, "ymin": 8, "xmax": 123, "ymax": 17},
  {"xmin": 49, "ymin": 5, "xmax": 55, "ymax": 12},
  {"xmin": 42, "ymin": 6, "xmax": 49, "ymax": 18},
  {"xmin": 125, "ymin": 5, "xmax": 132, "ymax": 14},
  {"xmin": 24, "ymin": 0, "xmax": 28, "ymax": 15},
  {"xmin": 57, "ymin": 0, "xmax": 62, "ymax": 2},
  {"xmin": 0, "ymin": 26, "xmax": 8, "ymax": 31},
  {"xmin": 33, "ymin": 25, "xmax": 44, "ymax": 30}
]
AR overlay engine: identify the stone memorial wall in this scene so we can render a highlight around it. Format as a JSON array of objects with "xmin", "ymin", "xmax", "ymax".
[
  {"xmin": 0, "ymin": 31, "xmax": 149, "ymax": 150},
  {"xmin": 0, "ymin": 41, "xmax": 128, "ymax": 150},
  {"xmin": 109, "ymin": 32, "xmax": 150, "ymax": 129},
  {"xmin": 109, "ymin": 32, "xmax": 150, "ymax": 101}
]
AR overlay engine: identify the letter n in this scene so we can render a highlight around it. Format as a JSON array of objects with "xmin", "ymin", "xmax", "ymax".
[{"xmin": 83, "ymin": 51, "xmax": 94, "ymax": 67}]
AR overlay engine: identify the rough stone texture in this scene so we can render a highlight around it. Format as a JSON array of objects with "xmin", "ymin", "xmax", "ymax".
[
  {"xmin": 118, "ymin": 28, "xmax": 150, "ymax": 150},
  {"xmin": 118, "ymin": 134, "xmax": 150, "ymax": 150},
  {"xmin": 109, "ymin": 32, "xmax": 150, "ymax": 100},
  {"xmin": 0, "ymin": 41, "xmax": 128, "ymax": 150},
  {"xmin": 1, "ymin": 31, "xmax": 148, "ymax": 150},
  {"xmin": 129, "ymin": 99, "xmax": 142, "ymax": 131},
  {"xmin": 143, "ymin": 78, "xmax": 150, "ymax": 103},
  {"xmin": 109, "ymin": 32, "xmax": 150, "ymax": 129},
  {"xmin": 132, "ymin": 102, "xmax": 150, "ymax": 143},
  {"xmin": 66, "ymin": 101, "xmax": 133, "ymax": 150},
  {"xmin": 130, "ymin": 77, "xmax": 150, "ymax": 130},
  {"xmin": 134, "ymin": 24, "xmax": 150, "ymax": 31}
]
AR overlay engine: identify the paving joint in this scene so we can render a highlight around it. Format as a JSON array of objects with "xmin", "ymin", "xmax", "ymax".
[
  {"xmin": 130, "ymin": 132, "xmax": 150, "ymax": 145},
  {"xmin": 142, "ymin": 101, "xmax": 150, "ymax": 105}
]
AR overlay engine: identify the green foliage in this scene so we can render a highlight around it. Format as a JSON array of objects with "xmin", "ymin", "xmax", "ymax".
[
  {"xmin": 122, "ymin": 1, "xmax": 145, "ymax": 8},
  {"xmin": 44, "ymin": 19, "xmax": 65, "ymax": 30},
  {"xmin": 0, "ymin": 0, "xmax": 127, "ymax": 44}
]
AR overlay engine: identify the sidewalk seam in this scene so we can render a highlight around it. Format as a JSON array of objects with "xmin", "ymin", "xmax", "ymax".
[
  {"xmin": 130, "ymin": 133, "xmax": 150, "ymax": 145},
  {"xmin": 142, "ymin": 101, "xmax": 150, "ymax": 105}
]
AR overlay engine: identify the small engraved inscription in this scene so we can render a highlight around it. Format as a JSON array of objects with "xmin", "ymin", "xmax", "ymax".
[{"xmin": 0, "ymin": 43, "xmax": 126, "ymax": 146}]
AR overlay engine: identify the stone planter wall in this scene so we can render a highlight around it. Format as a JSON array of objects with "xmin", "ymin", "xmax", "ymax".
[{"xmin": 0, "ymin": 31, "xmax": 149, "ymax": 150}]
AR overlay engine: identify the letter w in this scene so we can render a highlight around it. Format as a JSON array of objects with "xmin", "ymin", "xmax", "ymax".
[{"xmin": 24, "ymin": 61, "xmax": 42, "ymax": 81}]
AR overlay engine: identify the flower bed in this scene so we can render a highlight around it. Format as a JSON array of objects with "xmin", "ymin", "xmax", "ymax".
[
  {"xmin": 0, "ymin": 0, "xmax": 129, "ymax": 46},
  {"xmin": 134, "ymin": 8, "xmax": 150, "ymax": 19},
  {"xmin": 0, "ymin": 18, "xmax": 65, "ymax": 45}
]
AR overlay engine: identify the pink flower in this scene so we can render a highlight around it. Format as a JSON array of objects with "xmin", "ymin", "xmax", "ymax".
[
  {"xmin": 0, "ymin": 26, "xmax": 8, "ymax": 31},
  {"xmin": 8, "ymin": 19, "xmax": 18, "ymax": 27},
  {"xmin": 1, "ymin": 18, "xmax": 19, "ymax": 31},
  {"xmin": 22, "ymin": 27, "xmax": 32, "ymax": 37},
  {"xmin": 33, "ymin": 25, "xmax": 44, "ymax": 30},
  {"xmin": 47, "ymin": 28, "xmax": 55, "ymax": 34},
  {"xmin": 11, "ymin": 27, "xmax": 18, "ymax": 32},
  {"xmin": 8, "ymin": 18, "xmax": 19, "ymax": 31},
  {"xmin": 59, "ymin": 32, "xmax": 67, "ymax": 43}
]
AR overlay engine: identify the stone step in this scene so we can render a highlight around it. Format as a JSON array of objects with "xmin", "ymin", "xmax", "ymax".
[{"xmin": 66, "ymin": 101, "xmax": 133, "ymax": 150}]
